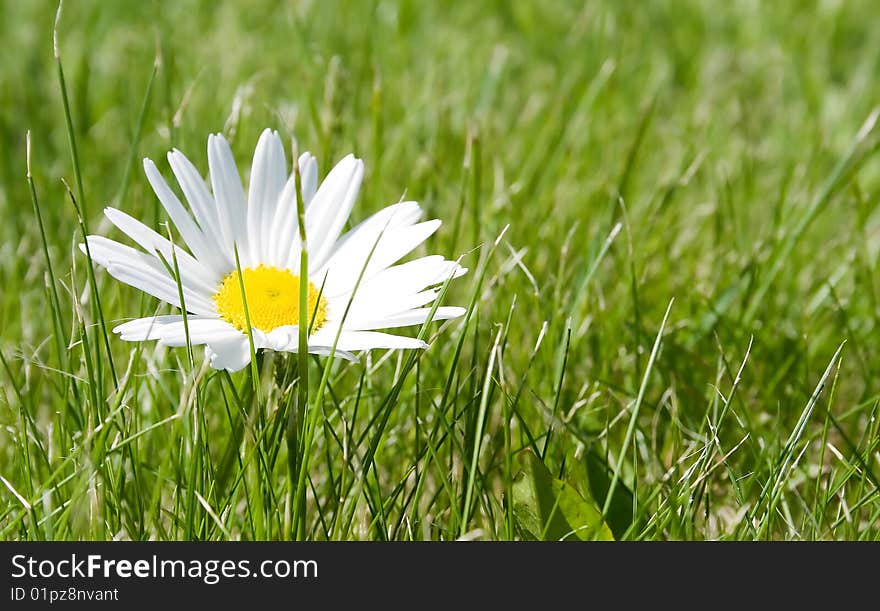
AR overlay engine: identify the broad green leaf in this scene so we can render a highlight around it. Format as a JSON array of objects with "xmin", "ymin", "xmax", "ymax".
[
  {"xmin": 584, "ymin": 448, "xmax": 636, "ymax": 539},
  {"xmin": 511, "ymin": 450, "xmax": 614, "ymax": 541}
]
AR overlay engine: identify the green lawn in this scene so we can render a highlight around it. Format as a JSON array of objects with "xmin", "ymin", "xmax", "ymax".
[{"xmin": 1, "ymin": 0, "xmax": 879, "ymax": 540}]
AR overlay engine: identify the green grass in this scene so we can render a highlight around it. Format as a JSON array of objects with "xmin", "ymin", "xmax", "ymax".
[{"xmin": 1, "ymin": 0, "xmax": 880, "ymax": 540}]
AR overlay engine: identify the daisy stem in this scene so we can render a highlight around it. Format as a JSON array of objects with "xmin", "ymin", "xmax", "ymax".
[
  {"xmin": 63, "ymin": 179, "xmax": 101, "ymax": 418},
  {"xmin": 288, "ymin": 145, "xmax": 310, "ymax": 540},
  {"xmin": 55, "ymin": 5, "xmax": 119, "ymax": 391},
  {"xmin": 233, "ymin": 244, "xmax": 262, "ymax": 403},
  {"xmin": 26, "ymin": 132, "xmax": 76, "ymax": 408}
]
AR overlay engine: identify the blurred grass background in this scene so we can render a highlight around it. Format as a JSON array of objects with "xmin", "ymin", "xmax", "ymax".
[{"xmin": 1, "ymin": 0, "xmax": 879, "ymax": 540}]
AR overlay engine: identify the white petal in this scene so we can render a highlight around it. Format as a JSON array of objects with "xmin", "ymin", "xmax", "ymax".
[
  {"xmin": 307, "ymin": 345, "xmax": 357, "ymax": 361},
  {"xmin": 247, "ymin": 129, "xmax": 287, "ymax": 263},
  {"xmin": 167, "ymin": 149, "xmax": 232, "ymax": 271},
  {"xmin": 375, "ymin": 256, "xmax": 466, "ymax": 289},
  {"xmin": 302, "ymin": 155, "xmax": 363, "ymax": 270},
  {"xmin": 310, "ymin": 329, "xmax": 428, "ymax": 351},
  {"xmin": 268, "ymin": 153, "xmax": 319, "ymax": 269},
  {"xmin": 143, "ymin": 158, "xmax": 217, "ymax": 267},
  {"xmin": 335, "ymin": 257, "xmax": 465, "ymax": 325},
  {"xmin": 208, "ymin": 133, "xmax": 249, "ymax": 264},
  {"xmin": 342, "ymin": 306, "xmax": 466, "ymax": 331},
  {"xmin": 265, "ymin": 325, "xmax": 298, "ymax": 351},
  {"xmin": 320, "ymin": 219, "xmax": 441, "ymax": 297},
  {"xmin": 263, "ymin": 327, "xmax": 355, "ymax": 361},
  {"xmin": 315, "ymin": 201, "xmax": 423, "ymax": 295},
  {"xmin": 104, "ymin": 207, "xmax": 221, "ymax": 290},
  {"xmin": 113, "ymin": 315, "xmax": 191, "ymax": 341},
  {"xmin": 365, "ymin": 220, "xmax": 441, "ymax": 275},
  {"xmin": 83, "ymin": 237, "xmax": 216, "ymax": 314},
  {"xmin": 340, "ymin": 289, "xmax": 441, "ymax": 325},
  {"xmin": 299, "ymin": 152, "xmax": 318, "ymax": 205},
  {"xmin": 346, "ymin": 256, "xmax": 465, "ymax": 301},
  {"xmin": 156, "ymin": 319, "xmax": 242, "ymax": 346},
  {"xmin": 205, "ymin": 335, "xmax": 253, "ymax": 372},
  {"xmin": 268, "ymin": 174, "xmax": 302, "ymax": 269},
  {"xmin": 108, "ymin": 262, "xmax": 217, "ymax": 315}
]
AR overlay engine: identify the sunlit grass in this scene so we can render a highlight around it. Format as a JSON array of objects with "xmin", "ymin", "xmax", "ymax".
[{"xmin": 1, "ymin": 0, "xmax": 879, "ymax": 540}]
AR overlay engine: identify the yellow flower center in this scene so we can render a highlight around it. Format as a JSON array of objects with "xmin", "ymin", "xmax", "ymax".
[{"xmin": 213, "ymin": 265, "xmax": 328, "ymax": 333}]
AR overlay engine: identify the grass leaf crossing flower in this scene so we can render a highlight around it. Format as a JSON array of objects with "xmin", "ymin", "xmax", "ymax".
[{"xmin": 82, "ymin": 130, "xmax": 466, "ymax": 371}]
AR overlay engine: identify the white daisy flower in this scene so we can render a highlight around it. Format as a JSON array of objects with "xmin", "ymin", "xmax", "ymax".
[{"xmin": 82, "ymin": 129, "xmax": 466, "ymax": 372}]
